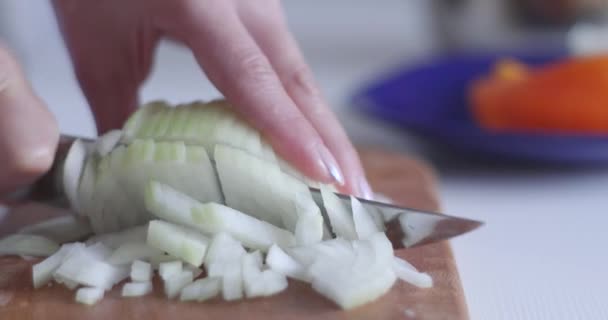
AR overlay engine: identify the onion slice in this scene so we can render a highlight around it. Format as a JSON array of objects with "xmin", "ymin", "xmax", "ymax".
[{"xmin": 0, "ymin": 234, "xmax": 59, "ymax": 257}]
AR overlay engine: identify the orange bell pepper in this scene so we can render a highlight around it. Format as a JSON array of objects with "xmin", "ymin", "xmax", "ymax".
[{"xmin": 469, "ymin": 55, "xmax": 608, "ymax": 134}]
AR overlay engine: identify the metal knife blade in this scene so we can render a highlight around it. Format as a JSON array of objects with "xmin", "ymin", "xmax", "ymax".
[
  {"xmin": 13, "ymin": 134, "xmax": 483, "ymax": 249},
  {"xmin": 309, "ymin": 189, "xmax": 483, "ymax": 248}
]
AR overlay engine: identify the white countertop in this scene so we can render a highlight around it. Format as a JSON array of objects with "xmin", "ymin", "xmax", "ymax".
[{"xmin": 2, "ymin": 1, "xmax": 607, "ymax": 319}]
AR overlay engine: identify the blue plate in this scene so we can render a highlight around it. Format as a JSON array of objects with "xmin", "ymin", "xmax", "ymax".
[{"xmin": 351, "ymin": 50, "xmax": 608, "ymax": 164}]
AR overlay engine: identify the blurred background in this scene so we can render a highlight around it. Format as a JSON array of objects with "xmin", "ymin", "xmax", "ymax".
[{"xmin": 2, "ymin": 1, "xmax": 608, "ymax": 319}]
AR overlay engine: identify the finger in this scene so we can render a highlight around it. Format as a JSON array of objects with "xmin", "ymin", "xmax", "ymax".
[
  {"xmin": 239, "ymin": 3, "xmax": 372, "ymax": 198},
  {"xmin": 0, "ymin": 46, "xmax": 59, "ymax": 195},
  {"xmin": 52, "ymin": 1, "xmax": 159, "ymax": 134},
  {"xmin": 176, "ymin": 4, "xmax": 344, "ymax": 185}
]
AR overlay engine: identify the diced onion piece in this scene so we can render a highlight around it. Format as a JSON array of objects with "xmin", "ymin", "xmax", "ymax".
[
  {"xmin": 130, "ymin": 260, "xmax": 152, "ymax": 282},
  {"xmin": 398, "ymin": 212, "xmax": 441, "ymax": 248},
  {"xmin": 184, "ymin": 264, "xmax": 203, "ymax": 279},
  {"xmin": 290, "ymin": 238, "xmax": 354, "ymax": 268},
  {"xmin": 179, "ymin": 277, "xmax": 221, "ymax": 302},
  {"xmin": 221, "ymin": 262, "xmax": 243, "ymax": 301},
  {"xmin": 242, "ymin": 252, "xmax": 263, "ymax": 298},
  {"xmin": 244, "ymin": 269, "xmax": 288, "ymax": 298},
  {"xmin": 191, "ymin": 202, "xmax": 295, "ymax": 251},
  {"xmin": 311, "ymin": 267, "xmax": 396, "ymax": 310},
  {"xmin": 54, "ymin": 249, "xmax": 129, "ymax": 290},
  {"xmin": 307, "ymin": 233, "xmax": 397, "ymax": 309},
  {"xmin": 293, "ymin": 195, "xmax": 324, "ymax": 246},
  {"xmin": 144, "ymin": 180, "xmax": 200, "ymax": 227},
  {"xmin": 164, "ymin": 270, "xmax": 193, "ymax": 299},
  {"xmin": 260, "ymin": 270, "xmax": 288, "ymax": 297},
  {"xmin": 158, "ymin": 261, "xmax": 183, "ymax": 280},
  {"xmin": 320, "ymin": 186, "xmax": 357, "ymax": 240},
  {"xmin": 392, "ymin": 257, "xmax": 433, "ymax": 288},
  {"xmin": 204, "ymin": 233, "xmax": 246, "ymax": 267},
  {"xmin": 19, "ymin": 215, "xmax": 93, "ymax": 244},
  {"xmin": 75, "ymin": 287, "xmax": 105, "ymax": 305},
  {"xmin": 121, "ymin": 281, "xmax": 153, "ymax": 297},
  {"xmin": 351, "ymin": 196, "xmax": 381, "ymax": 239},
  {"xmin": 146, "ymin": 220, "xmax": 209, "ymax": 267},
  {"xmin": 266, "ymin": 244, "xmax": 308, "ymax": 282},
  {"xmin": 32, "ymin": 243, "xmax": 84, "ymax": 288},
  {"xmin": 107, "ymin": 242, "xmax": 164, "ymax": 265},
  {"xmin": 149, "ymin": 254, "xmax": 178, "ymax": 269},
  {"xmin": 0, "ymin": 234, "xmax": 59, "ymax": 257}
]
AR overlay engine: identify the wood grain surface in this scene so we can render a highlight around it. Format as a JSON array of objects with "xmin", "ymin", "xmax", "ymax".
[{"xmin": 0, "ymin": 149, "xmax": 468, "ymax": 320}]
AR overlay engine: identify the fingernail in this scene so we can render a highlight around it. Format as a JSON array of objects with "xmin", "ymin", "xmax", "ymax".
[
  {"xmin": 317, "ymin": 145, "xmax": 344, "ymax": 186},
  {"xmin": 358, "ymin": 177, "xmax": 374, "ymax": 200}
]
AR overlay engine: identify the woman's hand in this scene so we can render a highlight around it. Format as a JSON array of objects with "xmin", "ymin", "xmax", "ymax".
[
  {"xmin": 0, "ymin": 46, "xmax": 59, "ymax": 195},
  {"xmin": 52, "ymin": 0, "xmax": 372, "ymax": 198}
]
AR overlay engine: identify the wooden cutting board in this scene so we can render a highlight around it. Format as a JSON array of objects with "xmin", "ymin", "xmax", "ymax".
[{"xmin": 0, "ymin": 149, "xmax": 468, "ymax": 320}]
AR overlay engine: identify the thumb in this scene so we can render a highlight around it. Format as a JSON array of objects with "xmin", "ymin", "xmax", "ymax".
[{"xmin": 0, "ymin": 47, "xmax": 59, "ymax": 195}]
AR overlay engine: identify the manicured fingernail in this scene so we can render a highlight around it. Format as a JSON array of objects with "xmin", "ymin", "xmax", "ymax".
[
  {"xmin": 317, "ymin": 145, "xmax": 344, "ymax": 186},
  {"xmin": 358, "ymin": 177, "xmax": 373, "ymax": 200}
]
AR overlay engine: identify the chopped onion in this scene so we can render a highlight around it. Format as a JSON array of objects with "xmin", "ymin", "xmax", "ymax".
[
  {"xmin": 179, "ymin": 277, "xmax": 221, "ymax": 302},
  {"xmin": 221, "ymin": 262, "xmax": 243, "ymax": 301},
  {"xmin": 215, "ymin": 144, "xmax": 317, "ymax": 231},
  {"xmin": 107, "ymin": 242, "xmax": 164, "ymax": 265},
  {"xmin": 191, "ymin": 202, "xmax": 295, "ymax": 251},
  {"xmin": 75, "ymin": 287, "xmax": 105, "ymax": 305},
  {"xmin": 130, "ymin": 260, "xmax": 152, "ymax": 282},
  {"xmin": 184, "ymin": 264, "xmax": 203, "ymax": 279},
  {"xmin": 242, "ymin": 252, "xmax": 263, "ymax": 298},
  {"xmin": 351, "ymin": 196, "xmax": 381, "ymax": 239},
  {"xmin": 121, "ymin": 281, "xmax": 153, "ymax": 297},
  {"xmin": 392, "ymin": 257, "xmax": 433, "ymax": 288},
  {"xmin": 158, "ymin": 261, "xmax": 183, "ymax": 280},
  {"xmin": 204, "ymin": 233, "xmax": 246, "ymax": 267},
  {"xmin": 0, "ymin": 234, "xmax": 59, "ymax": 257},
  {"xmin": 259, "ymin": 270, "xmax": 288, "ymax": 297},
  {"xmin": 320, "ymin": 186, "xmax": 357, "ymax": 240},
  {"xmin": 144, "ymin": 180, "xmax": 202, "ymax": 227},
  {"xmin": 19, "ymin": 215, "xmax": 93, "ymax": 244},
  {"xmin": 164, "ymin": 270, "xmax": 193, "ymax": 299},
  {"xmin": 32, "ymin": 243, "xmax": 84, "ymax": 288},
  {"xmin": 307, "ymin": 233, "xmax": 397, "ymax": 309},
  {"xmin": 265, "ymin": 244, "xmax": 308, "ymax": 282},
  {"xmin": 146, "ymin": 220, "xmax": 209, "ymax": 266},
  {"xmin": 54, "ymin": 247, "xmax": 129, "ymax": 290}
]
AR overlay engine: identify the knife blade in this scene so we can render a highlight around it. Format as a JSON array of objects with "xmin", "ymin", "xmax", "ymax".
[{"xmin": 12, "ymin": 134, "xmax": 483, "ymax": 249}]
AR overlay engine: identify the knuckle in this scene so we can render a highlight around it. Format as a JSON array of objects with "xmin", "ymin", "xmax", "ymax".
[
  {"xmin": 283, "ymin": 64, "xmax": 320, "ymax": 97},
  {"xmin": 236, "ymin": 49, "xmax": 276, "ymax": 83}
]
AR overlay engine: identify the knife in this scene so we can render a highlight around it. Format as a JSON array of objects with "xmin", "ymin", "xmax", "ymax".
[{"xmin": 11, "ymin": 134, "xmax": 483, "ymax": 249}]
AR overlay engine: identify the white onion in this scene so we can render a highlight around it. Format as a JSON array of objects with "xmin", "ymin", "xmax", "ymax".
[
  {"xmin": 320, "ymin": 186, "xmax": 357, "ymax": 240},
  {"xmin": 179, "ymin": 277, "xmax": 221, "ymax": 302},
  {"xmin": 265, "ymin": 244, "xmax": 308, "ymax": 282},
  {"xmin": 146, "ymin": 220, "xmax": 209, "ymax": 266},
  {"xmin": 0, "ymin": 234, "xmax": 59, "ymax": 257},
  {"xmin": 121, "ymin": 281, "xmax": 153, "ymax": 297},
  {"xmin": 75, "ymin": 287, "xmax": 105, "ymax": 305},
  {"xmin": 164, "ymin": 270, "xmax": 194, "ymax": 299},
  {"xmin": 158, "ymin": 261, "xmax": 183, "ymax": 280},
  {"xmin": 130, "ymin": 260, "xmax": 152, "ymax": 282}
]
